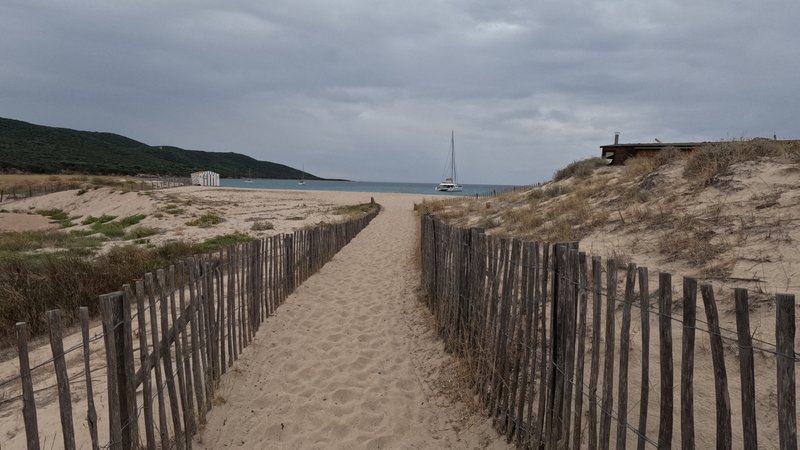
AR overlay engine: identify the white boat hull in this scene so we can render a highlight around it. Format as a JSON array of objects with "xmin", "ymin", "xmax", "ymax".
[{"xmin": 435, "ymin": 183, "xmax": 462, "ymax": 192}]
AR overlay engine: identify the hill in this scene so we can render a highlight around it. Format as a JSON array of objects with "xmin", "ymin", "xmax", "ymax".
[
  {"xmin": 0, "ymin": 117, "xmax": 322, "ymax": 180},
  {"xmin": 423, "ymin": 139, "xmax": 800, "ymax": 292}
]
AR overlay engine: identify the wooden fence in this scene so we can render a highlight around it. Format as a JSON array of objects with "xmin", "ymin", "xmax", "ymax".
[
  {"xmin": 420, "ymin": 212, "xmax": 797, "ymax": 449},
  {"xmin": 0, "ymin": 177, "xmax": 190, "ymax": 202},
  {"xmin": 5, "ymin": 208, "xmax": 378, "ymax": 449}
]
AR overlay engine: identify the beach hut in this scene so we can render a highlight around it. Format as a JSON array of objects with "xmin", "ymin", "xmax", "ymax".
[{"xmin": 190, "ymin": 170, "xmax": 220, "ymax": 186}]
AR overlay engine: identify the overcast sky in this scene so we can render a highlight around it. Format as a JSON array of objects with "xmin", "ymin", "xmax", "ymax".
[{"xmin": 1, "ymin": 1, "xmax": 798, "ymax": 184}]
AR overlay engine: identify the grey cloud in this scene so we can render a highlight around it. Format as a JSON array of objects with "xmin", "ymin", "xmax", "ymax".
[{"xmin": 1, "ymin": 0, "xmax": 798, "ymax": 184}]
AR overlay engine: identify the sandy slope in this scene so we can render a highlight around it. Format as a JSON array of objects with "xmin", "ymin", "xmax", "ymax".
[{"xmin": 194, "ymin": 194, "xmax": 509, "ymax": 449}]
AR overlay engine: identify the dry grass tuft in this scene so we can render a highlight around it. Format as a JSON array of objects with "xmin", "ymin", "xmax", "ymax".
[
  {"xmin": 553, "ymin": 157, "xmax": 609, "ymax": 181},
  {"xmin": 684, "ymin": 139, "xmax": 800, "ymax": 186}
]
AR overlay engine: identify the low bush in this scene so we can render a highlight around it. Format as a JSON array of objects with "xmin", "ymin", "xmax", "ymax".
[
  {"xmin": 90, "ymin": 221, "xmax": 126, "ymax": 238},
  {"xmin": 120, "ymin": 214, "xmax": 147, "ymax": 227},
  {"xmin": 332, "ymin": 202, "xmax": 381, "ymax": 218},
  {"xmin": 124, "ymin": 226, "xmax": 159, "ymax": 240},
  {"xmin": 553, "ymin": 157, "xmax": 608, "ymax": 181},
  {"xmin": 37, "ymin": 208, "xmax": 69, "ymax": 222},
  {"xmin": 186, "ymin": 212, "xmax": 223, "ymax": 227},
  {"xmin": 251, "ymin": 221, "xmax": 274, "ymax": 231},
  {"xmin": 82, "ymin": 215, "xmax": 117, "ymax": 225},
  {"xmin": 193, "ymin": 232, "xmax": 253, "ymax": 253}
]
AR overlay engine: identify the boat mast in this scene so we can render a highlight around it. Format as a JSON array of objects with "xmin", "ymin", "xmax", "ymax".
[{"xmin": 451, "ymin": 130, "xmax": 457, "ymax": 184}]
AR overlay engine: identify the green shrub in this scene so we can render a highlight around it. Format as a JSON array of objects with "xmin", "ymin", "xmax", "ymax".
[
  {"xmin": 124, "ymin": 226, "xmax": 159, "ymax": 240},
  {"xmin": 332, "ymin": 202, "xmax": 381, "ymax": 218},
  {"xmin": 120, "ymin": 214, "xmax": 147, "ymax": 227},
  {"xmin": 36, "ymin": 209, "xmax": 69, "ymax": 222},
  {"xmin": 193, "ymin": 232, "xmax": 252, "ymax": 253},
  {"xmin": 251, "ymin": 221, "xmax": 274, "ymax": 231},
  {"xmin": 186, "ymin": 212, "xmax": 223, "ymax": 227},
  {"xmin": 0, "ymin": 230, "xmax": 105, "ymax": 253},
  {"xmin": 83, "ymin": 214, "xmax": 117, "ymax": 224},
  {"xmin": 162, "ymin": 205, "xmax": 185, "ymax": 215},
  {"xmin": 90, "ymin": 221, "xmax": 126, "ymax": 238}
]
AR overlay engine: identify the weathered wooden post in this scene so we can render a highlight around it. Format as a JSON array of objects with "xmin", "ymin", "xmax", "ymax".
[{"xmin": 16, "ymin": 322, "xmax": 40, "ymax": 450}]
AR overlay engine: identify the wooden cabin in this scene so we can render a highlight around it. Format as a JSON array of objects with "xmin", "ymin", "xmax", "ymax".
[{"xmin": 600, "ymin": 142, "xmax": 699, "ymax": 166}]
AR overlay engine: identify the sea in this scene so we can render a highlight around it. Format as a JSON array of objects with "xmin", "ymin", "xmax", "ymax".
[{"xmin": 221, "ymin": 179, "xmax": 520, "ymax": 197}]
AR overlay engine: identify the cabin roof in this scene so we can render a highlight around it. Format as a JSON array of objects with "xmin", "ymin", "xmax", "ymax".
[{"xmin": 599, "ymin": 142, "xmax": 702, "ymax": 150}]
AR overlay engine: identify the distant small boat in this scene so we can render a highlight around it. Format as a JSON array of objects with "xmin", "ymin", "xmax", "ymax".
[
  {"xmin": 298, "ymin": 164, "xmax": 306, "ymax": 185},
  {"xmin": 435, "ymin": 131, "xmax": 463, "ymax": 192},
  {"xmin": 244, "ymin": 168, "xmax": 253, "ymax": 183}
]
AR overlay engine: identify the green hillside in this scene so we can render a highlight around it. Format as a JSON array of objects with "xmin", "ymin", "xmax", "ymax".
[{"xmin": 0, "ymin": 117, "xmax": 322, "ymax": 180}]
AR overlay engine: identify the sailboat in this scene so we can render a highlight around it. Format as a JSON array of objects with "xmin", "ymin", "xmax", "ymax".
[
  {"xmin": 244, "ymin": 168, "xmax": 253, "ymax": 183},
  {"xmin": 298, "ymin": 164, "xmax": 306, "ymax": 185},
  {"xmin": 435, "ymin": 131, "xmax": 463, "ymax": 192}
]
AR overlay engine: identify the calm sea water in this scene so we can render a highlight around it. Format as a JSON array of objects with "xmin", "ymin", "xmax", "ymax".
[{"xmin": 221, "ymin": 179, "xmax": 518, "ymax": 196}]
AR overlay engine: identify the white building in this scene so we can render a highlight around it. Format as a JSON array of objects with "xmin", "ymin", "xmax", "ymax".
[{"xmin": 190, "ymin": 171, "xmax": 220, "ymax": 187}]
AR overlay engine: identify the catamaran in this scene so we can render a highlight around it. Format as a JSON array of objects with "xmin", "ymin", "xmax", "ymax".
[
  {"xmin": 244, "ymin": 168, "xmax": 253, "ymax": 183},
  {"xmin": 435, "ymin": 131, "xmax": 463, "ymax": 192},
  {"xmin": 298, "ymin": 164, "xmax": 306, "ymax": 185}
]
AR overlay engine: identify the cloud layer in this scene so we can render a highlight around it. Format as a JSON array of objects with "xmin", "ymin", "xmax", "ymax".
[{"xmin": 2, "ymin": 0, "xmax": 798, "ymax": 184}]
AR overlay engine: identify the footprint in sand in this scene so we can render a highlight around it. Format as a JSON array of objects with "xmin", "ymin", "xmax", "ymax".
[{"xmin": 331, "ymin": 388, "xmax": 356, "ymax": 404}]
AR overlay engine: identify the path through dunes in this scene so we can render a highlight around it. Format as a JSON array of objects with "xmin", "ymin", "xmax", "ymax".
[{"xmin": 194, "ymin": 195, "xmax": 510, "ymax": 449}]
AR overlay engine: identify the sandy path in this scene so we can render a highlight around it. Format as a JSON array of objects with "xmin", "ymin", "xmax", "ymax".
[{"xmin": 194, "ymin": 195, "xmax": 508, "ymax": 449}]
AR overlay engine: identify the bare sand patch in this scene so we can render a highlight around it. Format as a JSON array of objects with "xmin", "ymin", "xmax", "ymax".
[{"xmin": 0, "ymin": 213, "xmax": 56, "ymax": 232}]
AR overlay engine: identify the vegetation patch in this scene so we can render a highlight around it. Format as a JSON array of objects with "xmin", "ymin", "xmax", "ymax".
[
  {"xmin": 37, "ymin": 208, "xmax": 69, "ymax": 222},
  {"xmin": 684, "ymin": 139, "xmax": 800, "ymax": 186},
  {"xmin": 162, "ymin": 205, "xmax": 185, "ymax": 215},
  {"xmin": 124, "ymin": 226, "xmax": 159, "ymax": 240},
  {"xmin": 251, "ymin": 221, "xmax": 274, "ymax": 231},
  {"xmin": 82, "ymin": 215, "xmax": 117, "ymax": 225},
  {"xmin": 553, "ymin": 157, "xmax": 608, "ymax": 181},
  {"xmin": 186, "ymin": 212, "xmax": 223, "ymax": 227},
  {"xmin": 0, "ymin": 230, "xmax": 105, "ymax": 254},
  {"xmin": 90, "ymin": 221, "xmax": 127, "ymax": 238},
  {"xmin": 120, "ymin": 214, "xmax": 147, "ymax": 227},
  {"xmin": 332, "ymin": 202, "xmax": 381, "ymax": 218},
  {"xmin": 193, "ymin": 232, "xmax": 253, "ymax": 254}
]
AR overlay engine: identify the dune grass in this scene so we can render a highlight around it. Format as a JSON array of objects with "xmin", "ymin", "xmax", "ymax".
[
  {"xmin": 186, "ymin": 212, "xmax": 223, "ymax": 227},
  {"xmin": 333, "ymin": 202, "xmax": 381, "ymax": 218},
  {"xmin": 0, "ymin": 228, "xmax": 259, "ymax": 344}
]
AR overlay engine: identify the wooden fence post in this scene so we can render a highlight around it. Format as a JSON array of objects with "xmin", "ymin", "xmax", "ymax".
[
  {"xmin": 16, "ymin": 322, "xmax": 40, "ymax": 450},
  {"xmin": 134, "ymin": 280, "xmax": 157, "ymax": 450},
  {"xmin": 599, "ymin": 258, "xmax": 618, "ymax": 449},
  {"xmin": 636, "ymin": 267, "xmax": 650, "ymax": 450},
  {"xmin": 120, "ymin": 287, "xmax": 139, "ymax": 448},
  {"xmin": 699, "ymin": 285, "xmax": 732, "ymax": 449},
  {"xmin": 681, "ymin": 277, "xmax": 697, "ymax": 450},
  {"xmin": 99, "ymin": 293, "xmax": 122, "ymax": 449},
  {"xmin": 775, "ymin": 293, "xmax": 797, "ymax": 450},
  {"xmin": 587, "ymin": 256, "xmax": 602, "ymax": 449},
  {"xmin": 733, "ymin": 289, "xmax": 757, "ymax": 448},
  {"xmin": 79, "ymin": 307, "xmax": 100, "ymax": 450},
  {"xmin": 657, "ymin": 273, "xmax": 673, "ymax": 449},
  {"xmin": 616, "ymin": 263, "xmax": 637, "ymax": 449},
  {"xmin": 46, "ymin": 309, "xmax": 76, "ymax": 450}
]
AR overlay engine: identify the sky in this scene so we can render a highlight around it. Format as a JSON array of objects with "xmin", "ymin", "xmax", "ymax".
[{"xmin": 1, "ymin": 1, "xmax": 799, "ymax": 185}]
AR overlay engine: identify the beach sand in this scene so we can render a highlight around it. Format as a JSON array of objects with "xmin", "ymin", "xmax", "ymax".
[{"xmin": 194, "ymin": 192, "xmax": 508, "ymax": 449}]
